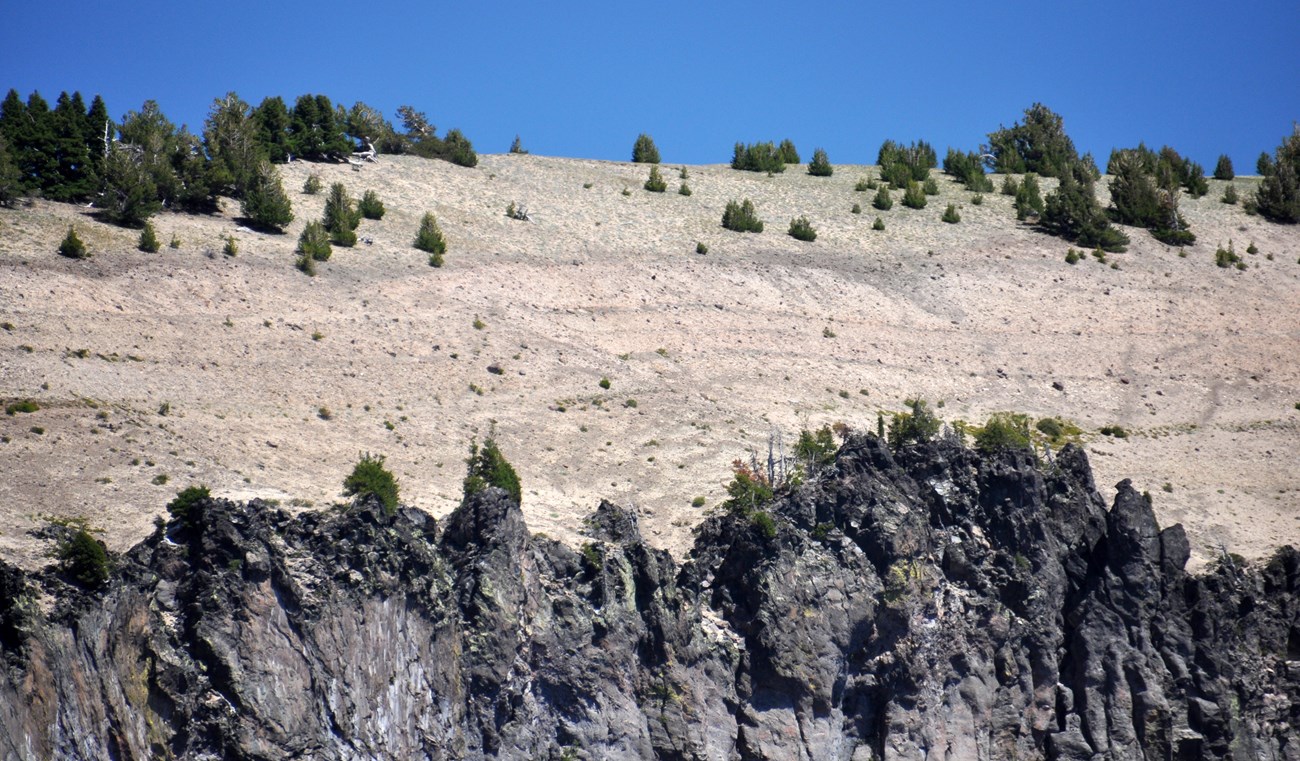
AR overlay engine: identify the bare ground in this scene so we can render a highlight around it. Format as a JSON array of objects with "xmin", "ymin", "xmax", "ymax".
[{"xmin": 1, "ymin": 154, "xmax": 1297, "ymax": 570}]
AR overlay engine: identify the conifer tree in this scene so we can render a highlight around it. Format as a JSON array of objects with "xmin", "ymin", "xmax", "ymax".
[
  {"xmin": 323, "ymin": 182, "xmax": 360, "ymax": 246},
  {"xmin": 58, "ymin": 226, "xmax": 87, "ymax": 259},
  {"xmin": 1213, "ymin": 154, "xmax": 1234, "ymax": 181},
  {"xmin": 463, "ymin": 437, "xmax": 521, "ymax": 505},
  {"xmin": 872, "ymin": 185, "xmax": 893, "ymax": 210},
  {"xmin": 203, "ymin": 92, "xmax": 261, "ymax": 197},
  {"xmin": 0, "ymin": 134, "xmax": 19, "ymax": 207},
  {"xmin": 138, "ymin": 221, "xmax": 160, "ymax": 252},
  {"xmin": 240, "ymin": 161, "xmax": 294, "ymax": 231},
  {"xmin": 1254, "ymin": 127, "xmax": 1300, "ymax": 223},
  {"xmin": 644, "ymin": 165, "xmax": 667, "ymax": 192},
  {"xmin": 902, "ymin": 180, "xmax": 927, "ymax": 209},
  {"xmin": 297, "ymin": 221, "xmax": 332, "ymax": 261},
  {"xmin": 807, "ymin": 148, "xmax": 833, "ymax": 177},
  {"xmin": 777, "ymin": 139, "xmax": 800, "ymax": 165},
  {"xmin": 415, "ymin": 212, "xmax": 447, "ymax": 266},
  {"xmin": 632, "ymin": 133, "xmax": 660, "ymax": 164},
  {"xmin": 252, "ymin": 96, "xmax": 292, "ymax": 163},
  {"xmin": 101, "ymin": 143, "xmax": 161, "ymax": 226}
]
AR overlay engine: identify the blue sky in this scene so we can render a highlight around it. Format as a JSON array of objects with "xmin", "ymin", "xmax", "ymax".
[{"xmin": 3, "ymin": 0, "xmax": 1297, "ymax": 169}]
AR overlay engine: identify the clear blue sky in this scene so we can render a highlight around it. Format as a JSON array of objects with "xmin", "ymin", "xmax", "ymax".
[{"xmin": 3, "ymin": 0, "xmax": 1297, "ymax": 169}]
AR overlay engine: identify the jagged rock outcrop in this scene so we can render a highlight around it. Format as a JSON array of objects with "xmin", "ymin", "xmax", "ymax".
[{"xmin": 0, "ymin": 436, "xmax": 1296, "ymax": 760}]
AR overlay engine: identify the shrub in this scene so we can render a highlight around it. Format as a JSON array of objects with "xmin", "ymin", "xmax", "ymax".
[
  {"xmin": 323, "ymin": 182, "xmax": 360, "ymax": 246},
  {"xmin": 807, "ymin": 148, "xmax": 832, "ymax": 177},
  {"xmin": 137, "ymin": 223, "xmax": 160, "ymax": 253},
  {"xmin": 297, "ymin": 220, "xmax": 332, "ymax": 261},
  {"xmin": 971, "ymin": 193, "xmax": 984, "ymax": 205},
  {"xmin": 415, "ymin": 212, "xmax": 446, "ymax": 265},
  {"xmin": 777, "ymin": 139, "xmax": 800, "ymax": 165},
  {"xmin": 632, "ymin": 133, "xmax": 660, "ymax": 164},
  {"xmin": 902, "ymin": 181, "xmax": 927, "ymax": 209},
  {"xmin": 296, "ymin": 255, "xmax": 316, "ymax": 275},
  {"xmin": 240, "ymin": 161, "xmax": 294, "ymax": 231},
  {"xmin": 509, "ymin": 135, "xmax": 527, "ymax": 154},
  {"xmin": 1257, "ymin": 152, "xmax": 1273, "ymax": 176},
  {"xmin": 794, "ymin": 425, "xmax": 837, "ymax": 471},
  {"xmin": 463, "ymin": 437, "xmax": 521, "ymax": 505},
  {"xmin": 1215, "ymin": 240, "xmax": 1242, "ymax": 268},
  {"xmin": 58, "ymin": 226, "xmax": 87, "ymax": 259},
  {"xmin": 887, "ymin": 398, "xmax": 940, "ymax": 449},
  {"xmin": 872, "ymin": 217, "xmax": 885, "ymax": 230},
  {"xmin": 358, "ymin": 190, "xmax": 385, "ymax": 220},
  {"xmin": 731, "ymin": 141, "xmax": 785, "ymax": 173},
  {"xmin": 55, "ymin": 528, "xmax": 111, "ymax": 588},
  {"xmin": 1108, "ymin": 148, "xmax": 1194, "ymax": 244},
  {"xmin": 723, "ymin": 459, "xmax": 773, "ymax": 513},
  {"xmin": 974, "ymin": 413, "xmax": 1032, "ymax": 453},
  {"xmin": 342, "ymin": 452, "xmax": 400, "ymax": 514},
  {"xmin": 788, "ymin": 216, "xmax": 817, "ymax": 241},
  {"xmin": 1222, "ymin": 184, "xmax": 1239, "ymax": 204},
  {"xmin": 1001, "ymin": 175, "xmax": 1019, "ymax": 196},
  {"xmin": 922, "ymin": 177, "xmax": 939, "ymax": 195},
  {"xmin": 943, "ymin": 148, "xmax": 993, "ymax": 190},
  {"xmin": 1254, "ymin": 126, "xmax": 1300, "ymax": 223},
  {"xmin": 169, "ymin": 234, "xmax": 181, "ymax": 249},
  {"xmin": 598, "ymin": 377, "xmax": 610, "ymax": 389},
  {"xmin": 1214, "ymin": 154, "xmax": 1234, "ymax": 181},
  {"xmin": 851, "ymin": 203, "xmax": 861, "ymax": 214},
  {"xmin": 679, "ymin": 166, "xmax": 689, "ymax": 179},
  {"xmin": 678, "ymin": 182, "xmax": 692, "ymax": 196},
  {"xmin": 872, "ymin": 185, "xmax": 893, "ymax": 210},
  {"xmin": 722, "ymin": 198, "xmax": 764, "ymax": 232},
  {"xmin": 941, "ymin": 203, "xmax": 960, "ymax": 223},
  {"xmin": 166, "ymin": 484, "xmax": 210, "ymax": 526},
  {"xmin": 855, "ymin": 177, "xmax": 872, "ymax": 192},
  {"xmin": 878, "ymin": 139, "xmax": 934, "ymax": 187},
  {"xmin": 5, "ymin": 399, "xmax": 38, "ymax": 415},
  {"xmin": 303, "ymin": 173, "xmax": 322, "ymax": 194},
  {"xmin": 223, "ymin": 235, "xmax": 238, "ymax": 257},
  {"xmin": 644, "ymin": 165, "xmax": 667, "ymax": 192},
  {"xmin": 1099, "ymin": 425, "xmax": 1128, "ymax": 439},
  {"xmin": 696, "ymin": 241, "xmax": 708, "ymax": 254},
  {"xmin": 1246, "ymin": 241, "xmax": 1258, "ymax": 254}
]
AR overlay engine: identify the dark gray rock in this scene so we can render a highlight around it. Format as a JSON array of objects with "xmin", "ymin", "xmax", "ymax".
[{"xmin": 0, "ymin": 436, "xmax": 1295, "ymax": 760}]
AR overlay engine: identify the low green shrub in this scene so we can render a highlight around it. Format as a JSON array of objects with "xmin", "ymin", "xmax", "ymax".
[
  {"xmin": 678, "ymin": 183, "xmax": 692, "ymax": 196},
  {"xmin": 138, "ymin": 222, "xmax": 160, "ymax": 253},
  {"xmin": 851, "ymin": 203, "xmax": 861, "ymax": 214},
  {"xmin": 1222, "ymin": 184, "xmax": 1238, "ymax": 204},
  {"xmin": 722, "ymin": 198, "xmax": 764, "ymax": 232},
  {"xmin": 942, "ymin": 204, "xmax": 960, "ymax": 223},
  {"xmin": 872, "ymin": 217, "xmax": 885, "ymax": 230},
  {"xmin": 6, "ymin": 400, "xmax": 39, "ymax": 415},
  {"xmin": 974, "ymin": 412, "xmax": 1032, "ymax": 453},
  {"xmin": 415, "ymin": 212, "xmax": 446, "ymax": 266},
  {"xmin": 923, "ymin": 177, "xmax": 939, "ymax": 195},
  {"xmin": 166, "ymin": 485, "xmax": 210, "ymax": 526},
  {"xmin": 902, "ymin": 181, "xmax": 927, "ymax": 209},
  {"xmin": 297, "ymin": 220, "xmax": 332, "ymax": 261},
  {"xmin": 358, "ymin": 190, "xmax": 385, "ymax": 220},
  {"xmin": 223, "ymin": 235, "xmax": 238, "ymax": 257},
  {"xmin": 55, "ymin": 528, "xmax": 111, "ymax": 588},
  {"xmin": 58, "ymin": 226, "xmax": 87, "ymax": 259},
  {"xmin": 788, "ymin": 216, "xmax": 817, "ymax": 241},
  {"xmin": 644, "ymin": 165, "xmax": 667, "ymax": 192},
  {"xmin": 695, "ymin": 241, "xmax": 708, "ymax": 254},
  {"xmin": 303, "ymin": 173, "xmax": 322, "ymax": 194},
  {"xmin": 872, "ymin": 185, "xmax": 893, "ymax": 210},
  {"xmin": 1065, "ymin": 248, "xmax": 1080, "ymax": 264}
]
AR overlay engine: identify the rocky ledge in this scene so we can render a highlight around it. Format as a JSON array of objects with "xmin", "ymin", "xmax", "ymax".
[{"xmin": 1, "ymin": 436, "xmax": 1297, "ymax": 760}]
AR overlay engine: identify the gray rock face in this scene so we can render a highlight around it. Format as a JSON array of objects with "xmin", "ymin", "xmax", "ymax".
[{"xmin": 0, "ymin": 437, "xmax": 1296, "ymax": 760}]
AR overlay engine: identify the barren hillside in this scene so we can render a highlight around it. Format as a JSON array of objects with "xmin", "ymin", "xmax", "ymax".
[{"xmin": 1, "ymin": 153, "xmax": 1296, "ymax": 568}]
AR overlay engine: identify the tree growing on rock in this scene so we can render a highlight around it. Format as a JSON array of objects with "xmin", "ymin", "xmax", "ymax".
[
  {"xmin": 343, "ymin": 453, "xmax": 400, "ymax": 515},
  {"xmin": 463, "ymin": 437, "xmax": 521, "ymax": 505}
]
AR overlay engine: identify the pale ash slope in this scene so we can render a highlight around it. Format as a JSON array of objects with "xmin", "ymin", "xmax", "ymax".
[{"xmin": 0, "ymin": 153, "xmax": 1296, "ymax": 568}]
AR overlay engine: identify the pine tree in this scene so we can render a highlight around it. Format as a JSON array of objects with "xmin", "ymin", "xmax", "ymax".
[
  {"xmin": 632, "ymin": 133, "xmax": 660, "ymax": 164},
  {"xmin": 297, "ymin": 221, "xmax": 332, "ymax": 261},
  {"xmin": 1040, "ymin": 162, "xmax": 1128, "ymax": 251},
  {"xmin": 872, "ymin": 185, "xmax": 893, "ymax": 210},
  {"xmin": 788, "ymin": 216, "xmax": 817, "ymax": 241},
  {"xmin": 777, "ymin": 139, "xmax": 800, "ymax": 165},
  {"xmin": 323, "ymin": 182, "xmax": 360, "ymax": 246},
  {"xmin": 902, "ymin": 180, "xmax": 927, "ymax": 209},
  {"xmin": 0, "ymin": 134, "xmax": 19, "ymax": 207},
  {"xmin": 644, "ymin": 165, "xmax": 667, "ymax": 192},
  {"xmin": 807, "ymin": 148, "xmax": 833, "ymax": 177},
  {"xmin": 240, "ymin": 161, "xmax": 294, "ymax": 231},
  {"xmin": 509, "ymin": 134, "xmax": 527, "ymax": 154},
  {"xmin": 358, "ymin": 190, "xmax": 385, "ymax": 219},
  {"xmin": 1254, "ymin": 127, "xmax": 1300, "ymax": 223},
  {"xmin": 722, "ymin": 198, "xmax": 764, "ymax": 232},
  {"xmin": 414, "ymin": 212, "xmax": 447, "ymax": 265},
  {"xmin": 463, "ymin": 437, "xmax": 521, "ymax": 505},
  {"xmin": 1213, "ymin": 154, "xmax": 1234, "ymax": 181},
  {"xmin": 983, "ymin": 103, "xmax": 1079, "ymax": 177},
  {"xmin": 941, "ymin": 203, "xmax": 960, "ymax": 223},
  {"xmin": 203, "ymin": 92, "xmax": 261, "ymax": 197},
  {"xmin": 1014, "ymin": 173, "xmax": 1043, "ymax": 220},
  {"xmin": 101, "ymin": 143, "xmax": 161, "ymax": 226},
  {"xmin": 252, "ymin": 96, "xmax": 292, "ymax": 163},
  {"xmin": 138, "ymin": 222, "xmax": 160, "ymax": 252},
  {"xmin": 58, "ymin": 226, "xmax": 87, "ymax": 259}
]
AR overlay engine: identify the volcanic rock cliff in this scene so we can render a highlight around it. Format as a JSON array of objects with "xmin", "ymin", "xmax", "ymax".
[{"xmin": 1, "ymin": 436, "xmax": 1297, "ymax": 760}]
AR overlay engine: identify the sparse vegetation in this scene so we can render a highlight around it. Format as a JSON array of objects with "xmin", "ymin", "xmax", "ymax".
[
  {"xmin": 974, "ymin": 412, "xmax": 1032, "ymax": 453},
  {"xmin": 887, "ymin": 398, "xmax": 941, "ymax": 449},
  {"xmin": 223, "ymin": 235, "xmax": 238, "ymax": 257},
  {"xmin": 1215, "ymin": 240, "xmax": 1244, "ymax": 269},
  {"xmin": 695, "ymin": 241, "xmax": 708, "ymax": 254},
  {"xmin": 1065, "ymin": 248, "xmax": 1081, "ymax": 264},
  {"xmin": 342, "ymin": 452, "xmax": 400, "ymax": 514},
  {"xmin": 872, "ymin": 217, "xmax": 885, "ymax": 231},
  {"xmin": 678, "ymin": 182, "xmax": 691, "ymax": 196},
  {"xmin": 5, "ymin": 400, "xmax": 38, "ymax": 415},
  {"xmin": 303, "ymin": 173, "xmax": 322, "ymax": 194},
  {"xmin": 851, "ymin": 203, "xmax": 861, "ymax": 214},
  {"xmin": 941, "ymin": 203, "xmax": 960, "ymax": 223}
]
